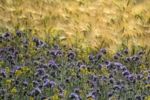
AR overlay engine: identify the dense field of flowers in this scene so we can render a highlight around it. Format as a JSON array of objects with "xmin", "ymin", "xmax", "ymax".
[{"xmin": 0, "ymin": 31, "xmax": 150, "ymax": 100}]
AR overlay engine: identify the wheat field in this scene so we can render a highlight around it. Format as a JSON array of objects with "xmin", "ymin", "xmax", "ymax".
[{"xmin": 0, "ymin": 0, "xmax": 150, "ymax": 55}]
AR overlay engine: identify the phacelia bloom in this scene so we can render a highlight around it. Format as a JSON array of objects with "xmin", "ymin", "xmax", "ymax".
[
  {"xmin": 101, "ymin": 48, "xmax": 107, "ymax": 54},
  {"xmin": 109, "ymin": 78, "xmax": 115, "ymax": 84},
  {"xmin": 124, "ymin": 49, "xmax": 129, "ymax": 54},
  {"xmin": 69, "ymin": 93, "xmax": 79, "ymax": 99},
  {"xmin": 0, "ymin": 70, "xmax": 5, "ymax": 77},
  {"xmin": 49, "ymin": 50, "xmax": 62, "ymax": 58},
  {"xmin": 16, "ymin": 30, "xmax": 22, "ymax": 37},
  {"xmin": 138, "ymin": 50, "xmax": 145, "ymax": 55},
  {"xmin": 48, "ymin": 60, "xmax": 55, "ymax": 66},
  {"xmin": 137, "ymin": 74, "xmax": 143, "ymax": 80},
  {"xmin": 4, "ymin": 32, "xmax": 10, "ymax": 37},
  {"xmin": 74, "ymin": 88, "xmax": 80, "ymax": 94},
  {"xmin": 120, "ymin": 65, "xmax": 126, "ymax": 71},
  {"xmin": 53, "ymin": 44, "xmax": 59, "ymax": 49},
  {"xmin": 122, "ymin": 70, "xmax": 130, "ymax": 76},
  {"xmin": 132, "ymin": 55, "xmax": 140, "ymax": 61},
  {"xmin": 33, "ymin": 87, "xmax": 42, "ymax": 96},
  {"xmin": 134, "ymin": 94, "xmax": 143, "ymax": 100},
  {"xmin": 22, "ymin": 81, "xmax": 28, "ymax": 87},
  {"xmin": 33, "ymin": 38, "xmax": 40, "ymax": 46},
  {"xmin": 88, "ymin": 55, "xmax": 95, "ymax": 61},
  {"xmin": 42, "ymin": 74, "xmax": 49, "ymax": 80},
  {"xmin": 113, "ymin": 55, "xmax": 118, "ymax": 60},
  {"xmin": 113, "ymin": 85, "xmax": 121, "ymax": 90},
  {"xmin": 86, "ymin": 94, "xmax": 95, "ymax": 99},
  {"xmin": 67, "ymin": 52, "xmax": 76, "ymax": 59},
  {"xmin": 37, "ymin": 68, "xmax": 45, "ymax": 75},
  {"xmin": 43, "ymin": 80, "xmax": 56, "ymax": 88},
  {"xmin": 8, "ymin": 46, "xmax": 15, "ymax": 52},
  {"xmin": 97, "ymin": 53, "xmax": 102, "ymax": 59},
  {"xmin": 120, "ymin": 85, "xmax": 126, "ymax": 91},
  {"xmin": 116, "ymin": 52, "xmax": 122, "ymax": 57},
  {"xmin": 41, "ymin": 96, "xmax": 47, "ymax": 100},
  {"xmin": 107, "ymin": 90, "xmax": 114, "ymax": 97}
]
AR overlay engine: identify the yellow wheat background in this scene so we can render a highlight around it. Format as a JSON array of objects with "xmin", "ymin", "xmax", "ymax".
[{"xmin": 0, "ymin": 0, "xmax": 150, "ymax": 54}]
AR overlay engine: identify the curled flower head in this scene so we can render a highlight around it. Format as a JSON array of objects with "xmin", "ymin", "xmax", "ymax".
[
  {"xmin": 33, "ymin": 87, "xmax": 42, "ymax": 96},
  {"xmin": 100, "ymin": 48, "xmax": 107, "ymax": 54},
  {"xmin": 138, "ymin": 50, "xmax": 145, "ymax": 55},
  {"xmin": 88, "ymin": 55, "xmax": 95, "ymax": 61},
  {"xmin": 124, "ymin": 49, "xmax": 129, "ymax": 54},
  {"xmin": 22, "ymin": 81, "xmax": 28, "ymax": 87},
  {"xmin": 74, "ymin": 88, "xmax": 80, "ymax": 94},
  {"xmin": 43, "ymin": 80, "xmax": 56, "ymax": 88},
  {"xmin": 107, "ymin": 90, "xmax": 114, "ymax": 97},
  {"xmin": 134, "ymin": 94, "xmax": 142, "ymax": 100},
  {"xmin": 69, "ymin": 92, "xmax": 79, "ymax": 99},
  {"xmin": 96, "ymin": 53, "xmax": 102, "ymax": 59},
  {"xmin": 4, "ymin": 32, "xmax": 10, "ymax": 37},
  {"xmin": 16, "ymin": 30, "xmax": 22, "ymax": 37},
  {"xmin": 122, "ymin": 70, "xmax": 130, "ymax": 76},
  {"xmin": 67, "ymin": 52, "xmax": 76, "ymax": 59}
]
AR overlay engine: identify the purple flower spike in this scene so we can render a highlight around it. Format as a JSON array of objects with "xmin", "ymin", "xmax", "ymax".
[
  {"xmin": 69, "ymin": 93, "xmax": 79, "ymax": 99},
  {"xmin": 16, "ymin": 30, "xmax": 22, "ymax": 37},
  {"xmin": 122, "ymin": 70, "xmax": 130, "ymax": 76},
  {"xmin": 100, "ymin": 48, "xmax": 107, "ymax": 54},
  {"xmin": 22, "ymin": 81, "xmax": 28, "ymax": 87},
  {"xmin": 4, "ymin": 32, "xmax": 10, "ymax": 37},
  {"xmin": 135, "ymin": 94, "xmax": 143, "ymax": 100}
]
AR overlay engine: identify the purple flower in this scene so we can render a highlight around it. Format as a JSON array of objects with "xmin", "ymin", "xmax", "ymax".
[
  {"xmin": 69, "ymin": 93, "xmax": 79, "ymax": 99},
  {"xmin": 138, "ymin": 50, "xmax": 144, "ymax": 55},
  {"xmin": 88, "ymin": 55, "xmax": 95, "ymax": 61},
  {"xmin": 97, "ymin": 53, "xmax": 102, "ymax": 59},
  {"xmin": 100, "ymin": 48, "xmax": 107, "ymax": 54},
  {"xmin": 67, "ymin": 52, "xmax": 76, "ymax": 59},
  {"xmin": 43, "ymin": 80, "xmax": 56, "ymax": 88},
  {"xmin": 124, "ymin": 49, "xmax": 129, "ymax": 54},
  {"xmin": 86, "ymin": 94, "xmax": 95, "ymax": 99},
  {"xmin": 0, "ymin": 69, "xmax": 6, "ymax": 77},
  {"xmin": 92, "ymin": 74, "xmax": 97, "ymax": 81},
  {"xmin": 107, "ymin": 90, "xmax": 114, "ymax": 97},
  {"xmin": 32, "ymin": 80, "xmax": 38, "ymax": 85},
  {"xmin": 120, "ymin": 66, "xmax": 126, "ymax": 71},
  {"xmin": 135, "ymin": 94, "xmax": 143, "ymax": 100},
  {"xmin": 113, "ymin": 55, "xmax": 118, "ymax": 60},
  {"xmin": 33, "ymin": 87, "xmax": 42, "ymax": 96},
  {"xmin": 132, "ymin": 55, "xmax": 140, "ymax": 61},
  {"xmin": 16, "ymin": 30, "xmax": 22, "ymax": 37},
  {"xmin": 116, "ymin": 52, "xmax": 122, "ymax": 56},
  {"xmin": 74, "ymin": 88, "xmax": 80, "ymax": 94},
  {"xmin": 8, "ymin": 46, "xmax": 15, "ymax": 52},
  {"xmin": 120, "ymin": 85, "xmax": 126, "ymax": 91},
  {"xmin": 53, "ymin": 44, "xmax": 59, "ymax": 49},
  {"xmin": 113, "ymin": 85, "xmax": 121, "ymax": 90},
  {"xmin": 109, "ymin": 78, "xmax": 115, "ymax": 84},
  {"xmin": 41, "ymin": 96, "xmax": 47, "ymax": 100},
  {"xmin": 37, "ymin": 68, "xmax": 45, "ymax": 75},
  {"xmin": 42, "ymin": 74, "xmax": 49, "ymax": 80},
  {"xmin": 122, "ymin": 70, "xmax": 130, "ymax": 76},
  {"xmin": 4, "ymin": 32, "xmax": 10, "ymax": 37},
  {"xmin": 48, "ymin": 60, "xmax": 55, "ymax": 66},
  {"xmin": 22, "ymin": 81, "xmax": 28, "ymax": 86},
  {"xmin": 137, "ymin": 74, "xmax": 143, "ymax": 80}
]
